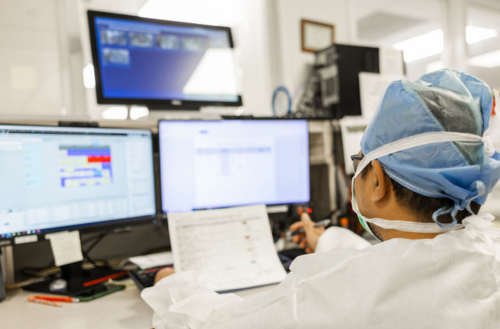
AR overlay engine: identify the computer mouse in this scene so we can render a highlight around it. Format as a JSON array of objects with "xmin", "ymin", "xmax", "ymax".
[{"xmin": 49, "ymin": 278, "xmax": 67, "ymax": 292}]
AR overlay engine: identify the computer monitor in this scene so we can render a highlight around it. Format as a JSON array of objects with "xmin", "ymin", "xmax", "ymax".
[
  {"xmin": 87, "ymin": 10, "xmax": 243, "ymax": 110},
  {"xmin": 158, "ymin": 120, "xmax": 310, "ymax": 213},
  {"xmin": 0, "ymin": 124, "xmax": 156, "ymax": 241}
]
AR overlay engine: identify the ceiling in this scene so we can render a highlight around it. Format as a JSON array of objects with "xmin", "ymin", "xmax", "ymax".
[
  {"xmin": 353, "ymin": 0, "xmax": 500, "ymax": 45},
  {"xmin": 351, "ymin": 0, "xmax": 500, "ymax": 88}
]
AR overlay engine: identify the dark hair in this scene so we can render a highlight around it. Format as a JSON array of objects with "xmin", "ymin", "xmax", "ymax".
[{"xmin": 360, "ymin": 162, "xmax": 480, "ymax": 224}]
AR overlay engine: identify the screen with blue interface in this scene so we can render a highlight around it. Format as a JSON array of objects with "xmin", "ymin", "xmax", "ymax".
[
  {"xmin": 0, "ymin": 125, "xmax": 156, "ymax": 238},
  {"xmin": 159, "ymin": 120, "xmax": 310, "ymax": 213},
  {"xmin": 91, "ymin": 15, "xmax": 239, "ymax": 102}
]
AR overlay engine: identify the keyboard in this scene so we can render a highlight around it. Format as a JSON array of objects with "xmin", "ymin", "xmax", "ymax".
[
  {"xmin": 129, "ymin": 249, "xmax": 304, "ymax": 290},
  {"xmin": 129, "ymin": 265, "xmax": 173, "ymax": 290}
]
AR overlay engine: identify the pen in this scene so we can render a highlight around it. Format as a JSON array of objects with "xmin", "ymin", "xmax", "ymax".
[
  {"xmin": 31, "ymin": 295, "xmax": 80, "ymax": 303},
  {"xmin": 28, "ymin": 296, "xmax": 61, "ymax": 307},
  {"xmin": 286, "ymin": 219, "xmax": 332, "ymax": 238}
]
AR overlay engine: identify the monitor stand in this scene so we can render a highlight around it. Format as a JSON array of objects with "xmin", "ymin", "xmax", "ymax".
[
  {"xmin": 145, "ymin": 106, "xmax": 240, "ymax": 121},
  {"xmin": 22, "ymin": 261, "xmax": 128, "ymax": 297},
  {"xmin": 146, "ymin": 109, "xmax": 218, "ymax": 121}
]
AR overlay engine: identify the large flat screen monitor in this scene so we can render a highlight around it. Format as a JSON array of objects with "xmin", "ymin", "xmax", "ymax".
[
  {"xmin": 159, "ymin": 120, "xmax": 310, "ymax": 213},
  {"xmin": 87, "ymin": 10, "xmax": 243, "ymax": 109},
  {"xmin": 0, "ymin": 125, "xmax": 156, "ymax": 240}
]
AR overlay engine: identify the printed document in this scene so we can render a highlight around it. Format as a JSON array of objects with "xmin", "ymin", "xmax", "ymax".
[{"xmin": 167, "ymin": 204, "xmax": 287, "ymax": 292}]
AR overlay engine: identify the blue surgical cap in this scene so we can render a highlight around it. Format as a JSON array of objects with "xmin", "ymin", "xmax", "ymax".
[{"xmin": 361, "ymin": 69, "xmax": 500, "ymax": 225}]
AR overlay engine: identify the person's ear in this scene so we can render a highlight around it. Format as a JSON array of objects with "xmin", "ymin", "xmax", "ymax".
[{"xmin": 370, "ymin": 161, "xmax": 391, "ymax": 202}]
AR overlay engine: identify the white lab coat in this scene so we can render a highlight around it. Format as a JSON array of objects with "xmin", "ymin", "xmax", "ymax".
[{"xmin": 141, "ymin": 214, "xmax": 500, "ymax": 329}]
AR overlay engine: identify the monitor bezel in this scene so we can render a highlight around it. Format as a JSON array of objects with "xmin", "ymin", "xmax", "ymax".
[
  {"xmin": 0, "ymin": 123, "xmax": 158, "ymax": 242},
  {"xmin": 157, "ymin": 119, "xmax": 311, "ymax": 214},
  {"xmin": 87, "ymin": 10, "xmax": 243, "ymax": 110}
]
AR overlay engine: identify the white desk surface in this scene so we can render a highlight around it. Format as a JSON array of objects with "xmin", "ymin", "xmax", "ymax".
[{"xmin": 0, "ymin": 279, "xmax": 277, "ymax": 329}]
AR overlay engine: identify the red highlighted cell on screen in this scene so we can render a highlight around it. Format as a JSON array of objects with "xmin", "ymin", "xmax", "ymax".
[{"xmin": 87, "ymin": 156, "xmax": 111, "ymax": 163}]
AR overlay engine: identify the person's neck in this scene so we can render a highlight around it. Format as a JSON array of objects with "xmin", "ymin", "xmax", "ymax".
[
  {"xmin": 375, "ymin": 203, "xmax": 440, "ymax": 241},
  {"xmin": 381, "ymin": 229, "xmax": 440, "ymax": 240}
]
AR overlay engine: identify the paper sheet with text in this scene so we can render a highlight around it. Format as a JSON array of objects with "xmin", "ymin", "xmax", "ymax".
[
  {"xmin": 167, "ymin": 204, "xmax": 287, "ymax": 292},
  {"xmin": 48, "ymin": 231, "xmax": 84, "ymax": 267},
  {"xmin": 129, "ymin": 251, "xmax": 173, "ymax": 269}
]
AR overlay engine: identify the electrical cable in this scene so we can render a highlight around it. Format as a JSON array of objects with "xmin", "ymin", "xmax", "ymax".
[
  {"xmin": 81, "ymin": 230, "xmax": 109, "ymax": 268},
  {"xmin": 272, "ymin": 86, "xmax": 292, "ymax": 116},
  {"xmin": 79, "ymin": 226, "xmax": 132, "ymax": 267},
  {"xmin": 80, "ymin": 229, "xmax": 108, "ymax": 245},
  {"xmin": 292, "ymin": 75, "xmax": 314, "ymax": 112}
]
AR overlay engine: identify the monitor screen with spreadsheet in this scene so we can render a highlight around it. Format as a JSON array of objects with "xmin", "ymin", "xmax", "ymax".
[
  {"xmin": 159, "ymin": 120, "xmax": 310, "ymax": 213},
  {"xmin": 0, "ymin": 125, "xmax": 156, "ymax": 239}
]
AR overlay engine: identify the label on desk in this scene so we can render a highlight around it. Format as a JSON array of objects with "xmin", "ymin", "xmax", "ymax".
[{"xmin": 48, "ymin": 231, "xmax": 84, "ymax": 267}]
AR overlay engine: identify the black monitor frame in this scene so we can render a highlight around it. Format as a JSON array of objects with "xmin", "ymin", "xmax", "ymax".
[
  {"xmin": 157, "ymin": 118, "xmax": 311, "ymax": 215},
  {"xmin": 0, "ymin": 123, "xmax": 158, "ymax": 244},
  {"xmin": 87, "ymin": 10, "xmax": 243, "ymax": 110}
]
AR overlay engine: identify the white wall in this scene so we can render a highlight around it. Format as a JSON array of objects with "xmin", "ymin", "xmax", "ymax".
[
  {"xmin": 273, "ymin": 0, "xmax": 350, "ymax": 93},
  {"xmin": 234, "ymin": 0, "xmax": 275, "ymax": 116},
  {"xmin": 0, "ymin": 0, "xmax": 64, "ymax": 116}
]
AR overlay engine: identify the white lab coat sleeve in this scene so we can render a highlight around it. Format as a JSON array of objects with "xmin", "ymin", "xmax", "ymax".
[
  {"xmin": 315, "ymin": 226, "xmax": 371, "ymax": 253},
  {"xmin": 140, "ymin": 270, "xmax": 245, "ymax": 329},
  {"xmin": 141, "ymin": 267, "xmax": 307, "ymax": 329}
]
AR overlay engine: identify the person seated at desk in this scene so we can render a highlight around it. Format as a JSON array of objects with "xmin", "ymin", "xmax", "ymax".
[{"xmin": 142, "ymin": 69, "xmax": 500, "ymax": 329}]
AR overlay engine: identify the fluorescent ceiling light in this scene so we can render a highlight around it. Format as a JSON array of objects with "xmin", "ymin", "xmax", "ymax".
[
  {"xmin": 393, "ymin": 26, "xmax": 498, "ymax": 63},
  {"xmin": 130, "ymin": 106, "xmax": 149, "ymax": 120},
  {"xmin": 83, "ymin": 63, "xmax": 95, "ymax": 89},
  {"xmin": 234, "ymin": 107, "xmax": 245, "ymax": 116},
  {"xmin": 468, "ymin": 49, "xmax": 500, "ymax": 68},
  {"xmin": 102, "ymin": 106, "xmax": 128, "ymax": 120},
  {"xmin": 466, "ymin": 26, "xmax": 498, "ymax": 44},
  {"xmin": 393, "ymin": 30, "xmax": 443, "ymax": 63}
]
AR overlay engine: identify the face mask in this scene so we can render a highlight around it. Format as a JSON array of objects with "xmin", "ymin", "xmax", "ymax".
[{"xmin": 350, "ymin": 178, "xmax": 379, "ymax": 241}]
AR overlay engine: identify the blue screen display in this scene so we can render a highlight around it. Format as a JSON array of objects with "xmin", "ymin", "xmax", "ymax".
[{"xmin": 93, "ymin": 16, "xmax": 239, "ymax": 102}]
